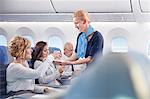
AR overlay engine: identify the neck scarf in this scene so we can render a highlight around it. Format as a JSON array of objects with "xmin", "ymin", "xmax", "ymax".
[{"xmin": 77, "ymin": 25, "xmax": 94, "ymax": 58}]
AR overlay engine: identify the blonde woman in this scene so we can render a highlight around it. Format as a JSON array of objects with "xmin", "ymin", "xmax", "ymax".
[
  {"xmin": 7, "ymin": 36, "xmax": 51, "ymax": 98},
  {"xmin": 62, "ymin": 10, "xmax": 104, "ymax": 69}
]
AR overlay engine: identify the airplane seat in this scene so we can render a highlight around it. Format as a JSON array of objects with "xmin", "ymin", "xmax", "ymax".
[
  {"xmin": 60, "ymin": 52, "xmax": 150, "ymax": 99},
  {"xmin": 28, "ymin": 47, "xmax": 35, "ymax": 69},
  {"xmin": 49, "ymin": 47, "xmax": 61, "ymax": 53},
  {"xmin": 0, "ymin": 64, "xmax": 9, "ymax": 99},
  {"xmin": 7, "ymin": 49, "xmax": 14, "ymax": 65},
  {"xmin": 0, "ymin": 46, "xmax": 9, "ymax": 65},
  {"xmin": 0, "ymin": 46, "xmax": 12, "ymax": 98}
]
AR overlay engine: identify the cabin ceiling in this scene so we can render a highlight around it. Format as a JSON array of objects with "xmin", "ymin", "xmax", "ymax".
[{"xmin": 0, "ymin": 0, "xmax": 150, "ymax": 22}]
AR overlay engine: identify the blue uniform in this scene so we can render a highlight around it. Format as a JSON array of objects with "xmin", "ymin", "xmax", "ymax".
[{"xmin": 75, "ymin": 31, "xmax": 104, "ymax": 65}]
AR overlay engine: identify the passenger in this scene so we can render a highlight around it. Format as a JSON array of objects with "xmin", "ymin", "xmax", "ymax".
[
  {"xmin": 31, "ymin": 41, "xmax": 64, "ymax": 87},
  {"xmin": 62, "ymin": 42, "xmax": 74, "ymax": 77},
  {"xmin": 62, "ymin": 10, "xmax": 104, "ymax": 70},
  {"xmin": 7, "ymin": 36, "xmax": 51, "ymax": 98},
  {"xmin": 63, "ymin": 42, "xmax": 74, "ymax": 59}
]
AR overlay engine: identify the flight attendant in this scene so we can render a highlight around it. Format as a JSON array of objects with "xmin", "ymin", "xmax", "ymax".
[{"xmin": 62, "ymin": 10, "xmax": 104, "ymax": 69}]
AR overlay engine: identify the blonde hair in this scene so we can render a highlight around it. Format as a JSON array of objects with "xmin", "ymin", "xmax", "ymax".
[
  {"xmin": 8, "ymin": 36, "xmax": 31, "ymax": 58},
  {"xmin": 64, "ymin": 42, "xmax": 73, "ymax": 51},
  {"xmin": 73, "ymin": 10, "xmax": 90, "ymax": 22}
]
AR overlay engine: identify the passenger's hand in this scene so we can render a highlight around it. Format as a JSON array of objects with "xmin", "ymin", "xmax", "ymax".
[
  {"xmin": 61, "ymin": 65, "xmax": 65, "ymax": 70},
  {"xmin": 44, "ymin": 87, "xmax": 52, "ymax": 93},
  {"xmin": 59, "ymin": 66, "xmax": 64, "ymax": 74},
  {"xmin": 44, "ymin": 87, "xmax": 57, "ymax": 94}
]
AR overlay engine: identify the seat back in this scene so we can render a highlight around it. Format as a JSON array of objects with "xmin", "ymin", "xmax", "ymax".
[
  {"xmin": 65, "ymin": 53, "xmax": 145, "ymax": 99},
  {"xmin": 0, "ymin": 64, "xmax": 8, "ymax": 98},
  {"xmin": 49, "ymin": 47, "xmax": 61, "ymax": 53},
  {"xmin": 0, "ymin": 46, "xmax": 8, "ymax": 65},
  {"xmin": 39, "ymin": 52, "xmax": 150, "ymax": 99},
  {"xmin": 0, "ymin": 46, "xmax": 13, "ymax": 65},
  {"xmin": 28, "ymin": 47, "xmax": 35, "ymax": 69},
  {"xmin": 0, "ymin": 46, "xmax": 13, "ymax": 98}
]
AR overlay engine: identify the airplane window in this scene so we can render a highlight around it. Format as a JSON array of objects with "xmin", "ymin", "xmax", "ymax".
[
  {"xmin": 0, "ymin": 35, "xmax": 7, "ymax": 46},
  {"xmin": 111, "ymin": 37, "xmax": 128, "ymax": 53},
  {"xmin": 16, "ymin": 27, "xmax": 34, "ymax": 47},
  {"xmin": 48, "ymin": 36, "xmax": 63, "ymax": 52},
  {"xmin": 22, "ymin": 35, "xmax": 34, "ymax": 47}
]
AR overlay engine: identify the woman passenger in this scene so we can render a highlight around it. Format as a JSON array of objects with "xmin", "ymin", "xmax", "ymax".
[
  {"xmin": 7, "ymin": 36, "xmax": 51, "ymax": 98},
  {"xmin": 32, "ymin": 41, "xmax": 63, "ymax": 87}
]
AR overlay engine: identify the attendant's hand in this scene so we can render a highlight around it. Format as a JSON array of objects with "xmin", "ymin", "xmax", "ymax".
[
  {"xmin": 61, "ymin": 61, "xmax": 74, "ymax": 65},
  {"xmin": 53, "ymin": 60, "xmax": 63, "ymax": 65}
]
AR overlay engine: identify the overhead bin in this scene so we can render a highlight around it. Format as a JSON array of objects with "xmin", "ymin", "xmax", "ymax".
[
  {"xmin": 0, "ymin": 0, "xmax": 55, "ymax": 14},
  {"xmin": 52, "ymin": 0, "xmax": 132, "ymax": 13},
  {"xmin": 139, "ymin": 0, "xmax": 150, "ymax": 12},
  {"xmin": 0, "ymin": 0, "xmax": 149, "ymax": 22}
]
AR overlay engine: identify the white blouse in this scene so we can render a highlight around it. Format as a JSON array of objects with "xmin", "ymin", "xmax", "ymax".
[
  {"xmin": 7, "ymin": 60, "xmax": 50, "ymax": 93},
  {"xmin": 34, "ymin": 55, "xmax": 60, "ymax": 86}
]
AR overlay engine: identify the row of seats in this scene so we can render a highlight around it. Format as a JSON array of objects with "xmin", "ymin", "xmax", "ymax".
[{"xmin": 0, "ymin": 46, "xmax": 12, "ymax": 98}]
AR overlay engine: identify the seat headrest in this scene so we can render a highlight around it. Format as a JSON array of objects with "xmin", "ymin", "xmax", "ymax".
[
  {"xmin": 0, "ymin": 46, "xmax": 8, "ymax": 64},
  {"xmin": 49, "ymin": 47, "xmax": 61, "ymax": 53},
  {"xmin": 64, "ymin": 52, "xmax": 150, "ymax": 99}
]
